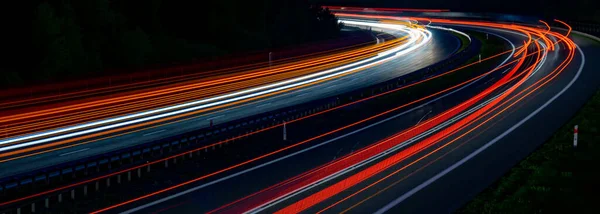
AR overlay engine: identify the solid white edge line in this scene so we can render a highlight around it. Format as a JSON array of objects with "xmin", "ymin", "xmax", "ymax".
[
  {"xmin": 374, "ymin": 36, "xmax": 588, "ymax": 214},
  {"xmin": 0, "ymin": 21, "xmax": 426, "ymax": 152}
]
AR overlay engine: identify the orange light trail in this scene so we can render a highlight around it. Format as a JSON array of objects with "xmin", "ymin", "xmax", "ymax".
[{"xmin": 274, "ymin": 20, "xmax": 576, "ymax": 214}]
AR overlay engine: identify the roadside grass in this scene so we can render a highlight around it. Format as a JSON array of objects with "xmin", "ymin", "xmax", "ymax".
[{"xmin": 459, "ymin": 87, "xmax": 600, "ymax": 214}]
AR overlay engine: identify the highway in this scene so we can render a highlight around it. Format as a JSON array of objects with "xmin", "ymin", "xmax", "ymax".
[
  {"xmin": 100, "ymin": 16, "xmax": 600, "ymax": 214},
  {"xmin": 2, "ymin": 9, "xmax": 599, "ymax": 214},
  {"xmin": 110, "ymin": 24, "xmax": 516, "ymax": 214},
  {"xmin": 0, "ymin": 20, "xmax": 460, "ymax": 180},
  {"xmin": 0, "ymin": 17, "xmax": 463, "ymax": 213}
]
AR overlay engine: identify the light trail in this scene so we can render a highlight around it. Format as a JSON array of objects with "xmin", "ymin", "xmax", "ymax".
[
  {"xmin": 0, "ymin": 19, "xmax": 437, "ymax": 208},
  {"xmin": 182, "ymin": 13, "xmax": 567, "ymax": 214},
  {"xmin": 269, "ymin": 18, "xmax": 576, "ymax": 214},
  {"xmin": 0, "ymin": 39, "xmax": 380, "ymax": 110},
  {"xmin": 0, "ymin": 38, "xmax": 402, "ymax": 138},
  {"xmin": 95, "ymin": 23, "xmax": 519, "ymax": 214},
  {"xmin": 0, "ymin": 20, "xmax": 430, "ymax": 156},
  {"xmin": 5, "ymin": 14, "xmax": 577, "ymax": 214}
]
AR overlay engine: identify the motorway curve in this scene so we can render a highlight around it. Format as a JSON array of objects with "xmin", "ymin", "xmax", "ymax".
[{"xmin": 2, "ymin": 11, "xmax": 600, "ymax": 214}]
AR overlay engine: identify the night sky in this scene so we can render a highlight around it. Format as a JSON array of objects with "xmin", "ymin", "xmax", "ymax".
[{"xmin": 316, "ymin": 0, "xmax": 599, "ymax": 21}]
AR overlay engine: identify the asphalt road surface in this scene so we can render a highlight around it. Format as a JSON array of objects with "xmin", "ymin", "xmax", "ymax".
[
  {"xmin": 0, "ymin": 27, "xmax": 459, "ymax": 180},
  {"xmin": 115, "ymin": 26, "xmax": 600, "ymax": 214}
]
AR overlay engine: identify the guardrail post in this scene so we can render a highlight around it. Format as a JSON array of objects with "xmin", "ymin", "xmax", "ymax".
[
  {"xmin": 71, "ymin": 189, "xmax": 75, "ymax": 200},
  {"xmin": 128, "ymin": 171, "xmax": 131, "ymax": 181},
  {"xmin": 574, "ymin": 125, "xmax": 578, "ymax": 148},
  {"xmin": 106, "ymin": 177, "xmax": 110, "ymax": 187},
  {"xmin": 138, "ymin": 168, "xmax": 142, "ymax": 178},
  {"xmin": 165, "ymin": 160, "xmax": 169, "ymax": 168},
  {"xmin": 84, "ymin": 185, "xmax": 87, "ymax": 196},
  {"xmin": 117, "ymin": 174, "xmax": 121, "ymax": 184},
  {"xmin": 95, "ymin": 181, "xmax": 99, "ymax": 191},
  {"xmin": 283, "ymin": 121, "xmax": 287, "ymax": 141},
  {"xmin": 146, "ymin": 163, "xmax": 150, "ymax": 173},
  {"xmin": 31, "ymin": 203, "xmax": 35, "ymax": 213},
  {"xmin": 45, "ymin": 198, "xmax": 49, "ymax": 208},
  {"xmin": 16, "ymin": 208, "xmax": 20, "ymax": 214},
  {"xmin": 58, "ymin": 194, "xmax": 62, "ymax": 203}
]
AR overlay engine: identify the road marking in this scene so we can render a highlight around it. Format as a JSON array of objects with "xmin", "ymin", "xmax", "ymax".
[
  {"xmin": 255, "ymin": 103, "xmax": 271, "ymax": 108},
  {"xmin": 59, "ymin": 148, "xmax": 90, "ymax": 157},
  {"xmin": 374, "ymin": 39, "xmax": 586, "ymax": 214},
  {"xmin": 142, "ymin": 129, "xmax": 167, "ymax": 137},
  {"xmin": 248, "ymin": 92, "xmax": 504, "ymax": 214},
  {"xmin": 249, "ymin": 30, "xmax": 525, "ymax": 213},
  {"xmin": 206, "ymin": 115, "xmax": 223, "ymax": 121}
]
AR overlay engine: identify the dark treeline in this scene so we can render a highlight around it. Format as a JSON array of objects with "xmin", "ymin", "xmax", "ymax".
[
  {"xmin": 4, "ymin": 0, "xmax": 341, "ymax": 87},
  {"xmin": 321, "ymin": 0, "xmax": 599, "ymax": 22}
]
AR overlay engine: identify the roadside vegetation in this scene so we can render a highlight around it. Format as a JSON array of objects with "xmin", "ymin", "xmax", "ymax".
[
  {"xmin": 4, "ymin": 0, "xmax": 341, "ymax": 88},
  {"xmin": 460, "ymin": 87, "xmax": 600, "ymax": 213}
]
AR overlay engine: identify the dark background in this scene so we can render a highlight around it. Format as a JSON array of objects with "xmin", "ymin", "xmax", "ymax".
[
  {"xmin": 2, "ymin": 0, "xmax": 340, "ymax": 87},
  {"xmin": 317, "ymin": 0, "xmax": 599, "ymax": 21},
  {"xmin": 2, "ymin": 0, "xmax": 597, "ymax": 88}
]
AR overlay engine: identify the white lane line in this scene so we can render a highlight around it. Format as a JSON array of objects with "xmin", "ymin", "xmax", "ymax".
[
  {"xmin": 58, "ymin": 148, "xmax": 90, "ymax": 157},
  {"xmin": 206, "ymin": 115, "xmax": 223, "ymax": 121},
  {"xmin": 255, "ymin": 103, "xmax": 271, "ymax": 108},
  {"xmin": 142, "ymin": 129, "xmax": 167, "ymax": 137},
  {"xmin": 247, "ymin": 93, "xmax": 504, "ymax": 214},
  {"xmin": 325, "ymin": 84, "xmax": 338, "ymax": 89},
  {"xmin": 374, "ymin": 41, "xmax": 586, "ymax": 214}
]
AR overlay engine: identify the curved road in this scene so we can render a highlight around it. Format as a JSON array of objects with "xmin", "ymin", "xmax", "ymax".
[{"xmin": 110, "ymin": 18, "xmax": 600, "ymax": 214}]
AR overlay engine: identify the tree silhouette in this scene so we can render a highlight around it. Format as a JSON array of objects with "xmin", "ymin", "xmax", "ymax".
[{"xmin": 11, "ymin": 0, "xmax": 343, "ymax": 88}]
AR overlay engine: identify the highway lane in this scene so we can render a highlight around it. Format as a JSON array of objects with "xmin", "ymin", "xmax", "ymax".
[
  {"xmin": 87, "ymin": 19, "xmax": 600, "ymax": 214},
  {"xmin": 120, "ymin": 21, "xmax": 581, "ymax": 214},
  {"xmin": 0, "ymin": 27, "xmax": 458, "ymax": 179},
  {"xmin": 110, "ymin": 28, "xmax": 505, "ymax": 213},
  {"xmin": 244, "ymin": 27, "xmax": 594, "ymax": 214},
  {"xmin": 231, "ymin": 26, "xmax": 530, "ymax": 214},
  {"xmin": 374, "ymin": 31, "xmax": 600, "ymax": 214},
  {"xmin": 0, "ymin": 22, "xmax": 412, "ymax": 154}
]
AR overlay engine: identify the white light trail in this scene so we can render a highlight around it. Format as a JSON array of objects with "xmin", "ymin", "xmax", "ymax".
[{"xmin": 0, "ymin": 20, "xmax": 432, "ymax": 153}]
